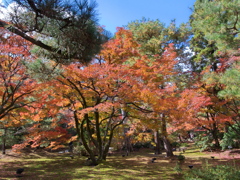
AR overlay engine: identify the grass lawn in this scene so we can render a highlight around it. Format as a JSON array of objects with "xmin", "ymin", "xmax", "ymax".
[{"xmin": 1, "ymin": 144, "xmax": 240, "ymax": 180}]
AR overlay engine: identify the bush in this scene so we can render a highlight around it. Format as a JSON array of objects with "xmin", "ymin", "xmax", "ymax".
[
  {"xmin": 0, "ymin": 129, "xmax": 22, "ymax": 148},
  {"xmin": 220, "ymin": 124, "xmax": 240, "ymax": 150},
  {"xmin": 179, "ymin": 142, "xmax": 189, "ymax": 147},
  {"xmin": 132, "ymin": 142, "xmax": 154, "ymax": 149},
  {"xmin": 177, "ymin": 154, "xmax": 185, "ymax": 161},
  {"xmin": 73, "ymin": 145, "xmax": 88, "ymax": 156},
  {"xmin": 142, "ymin": 142, "xmax": 153, "ymax": 148},
  {"xmin": 132, "ymin": 142, "xmax": 142, "ymax": 149},
  {"xmin": 184, "ymin": 163, "xmax": 240, "ymax": 180},
  {"xmin": 194, "ymin": 133, "xmax": 214, "ymax": 151},
  {"xmin": 171, "ymin": 142, "xmax": 180, "ymax": 148}
]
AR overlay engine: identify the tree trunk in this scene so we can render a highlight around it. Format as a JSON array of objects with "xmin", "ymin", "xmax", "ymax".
[
  {"xmin": 161, "ymin": 114, "xmax": 173, "ymax": 157},
  {"xmin": 212, "ymin": 126, "xmax": 220, "ymax": 148},
  {"xmin": 74, "ymin": 107, "xmax": 127, "ymax": 165},
  {"xmin": 2, "ymin": 128, "xmax": 7, "ymax": 155},
  {"xmin": 122, "ymin": 109, "xmax": 132, "ymax": 155},
  {"xmin": 124, "ymin": 135, "xmax": 133, "ymax": 155},
  {"xmin": 95, "ymin": 111, "xmax": 103, "ymax": 161},
  {"xmin": 154, "ymin": 130, "xmax": 162, "ymax": 154},
  {"xmin": 178, "ymin": 134, "xmax": 183, "ymax": 143},
  {"xmin": 80, "ymin": 118, "xmax": 98, "ymax": 166},
  {"xmin": 213, "ymin": 135, "xmax": 220, "ymax": 148},
  {"xmin": 102, "ymin": 128, "xmax": 115, "ymax": 161},
  {"xmin": 162, "ymin": 136, "xmax": 173, "ymax": 157}
]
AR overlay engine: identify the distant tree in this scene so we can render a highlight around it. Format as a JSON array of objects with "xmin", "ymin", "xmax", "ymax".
[
  {"xmin": 177, "ymin": 56, "xmax": 239, "ymax": 148},
  {"xmin": 99, "ymin": 27, "xmax": 140, "ymax": 65},
  {"xmin": 191, "ymin": 0, "xmax": 239, "ymax": 55},
  {"xmin": 127, "ymin": 19, "xmax": 191, "ymax": 156},
  {"xmin": 187, "ymin": 0, "xmax": 240, "ymax": 149},
  {"xmin": 127, "ymin": 18, "xmax": 191, "ymax": 64},
  {"xmin": 221, "ymin": 123, "xmax": 240, "ymax": 149},
  {"xmin": 189, "ymin": 0, "xmax": 239, "ymax": 72},
  {"xmin": 218, "ymin": 61, "xmax": 240, "ymax": 99}
]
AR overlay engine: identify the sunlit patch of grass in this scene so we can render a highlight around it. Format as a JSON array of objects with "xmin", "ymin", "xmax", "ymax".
[{"xmin": 1, "ymin": 145, "xmax": 240, "ymax": 179}]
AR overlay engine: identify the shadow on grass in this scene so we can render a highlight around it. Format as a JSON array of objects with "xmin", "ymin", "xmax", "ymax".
[
  {"xmin": 1, "ymin": 147, "xmax": 240, "ymax": 180},
  {"xmin": 0, "ymin": 152, "xmax": 183, "ymax": 180}
]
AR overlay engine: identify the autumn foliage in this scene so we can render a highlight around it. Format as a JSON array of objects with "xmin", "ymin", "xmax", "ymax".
[
  {"xmin": 0, "ymin": 29, "xmax": 39, "ymax": 125},
  {"xmin": 0, "ymin": 21, "xmax": 239, "ymax": 162}
]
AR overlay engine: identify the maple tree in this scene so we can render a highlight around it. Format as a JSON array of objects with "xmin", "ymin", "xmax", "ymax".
[
  {"xmin": 0, "ymin": 28, "xmax": 42, "ymax": 154},
  {"xmin": 28, "ymin": 27, "xmax": 180, "ymax": 163},
  {"xmin": 102, "ymin": 27, "xmax": 183, "ymax": 156},
  {"xmin": 43, "ymin": 62, "xmax": 133, "ymax": 165},
  {"xmin": 99, "ymin": 27, "xmax": 140, "ymax": 65},
  {"xmin": 135, "ymin": 53, "xmax": 178, "ymax": 154},
  {"xmin": 176, "ymin": 54, "xmax": 240, "ymax": 149},
  {"xmin": 124, "ymin": 19, "xmax": 193, "ymax": 155}
]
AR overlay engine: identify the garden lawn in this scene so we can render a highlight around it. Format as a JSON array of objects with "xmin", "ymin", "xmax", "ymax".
[{"xmin": 1, "ymin": 145, "xmax": 240, "ymax": 180}]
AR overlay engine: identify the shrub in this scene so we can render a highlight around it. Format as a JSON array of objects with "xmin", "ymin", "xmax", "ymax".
[
  {"xmin": 220, "ymin": 124, "xmax": 240, "ymax": 150},
  {"xmin": 171, "ymin": 142, "xmax": 180, "ymax": 148},
  {"xmin": 180, "ymin": 142, "xmax": 190, "ymax": 147},
  {"xmin": 73, "ymin": 145, "xmax": 88, "ymax": 156},
  {"xmin": 174, "ymin": 161, "xmax": 182, "ymax": 174},
  {"xmin": 194, "ymin": 133, "xmax": 214, "ymax": 151},
  {"xmin": 177, "ymin": 154, "xmax": 185, "ymax": 161},
  {"xmin": 142, "ymin": 142, "xmax": 153, "ymax": 148},
  {"xmin": 184, "ymin": 163, "xmax": 240, "ymax": 180}
]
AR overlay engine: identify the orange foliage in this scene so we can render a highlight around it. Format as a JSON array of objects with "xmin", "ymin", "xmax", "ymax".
[
  {"xmin": 0, "ymin": 29, "xmax": 42, "ymax": 127},
  {"xmin": 99, "ymin": 27, "xmax": 140, "ymax": 64}
]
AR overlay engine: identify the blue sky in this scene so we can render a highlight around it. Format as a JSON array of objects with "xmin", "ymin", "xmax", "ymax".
[
  {"xmin": 97, "ymin": 0, "xmax": 196, "ymax": 34},
  {"xmin": 0, "ymin": 0, "xmax": 196, "ymax": 34}
]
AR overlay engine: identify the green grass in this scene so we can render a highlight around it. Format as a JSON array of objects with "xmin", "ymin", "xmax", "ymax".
[{"xmin": 1, "ymin": 145, "xmax": 240, "ymax": 180}]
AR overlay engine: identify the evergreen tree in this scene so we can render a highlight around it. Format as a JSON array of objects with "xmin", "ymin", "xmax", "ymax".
[
  {"xmin": 0, "ymin": 0, "xmax": 110, "ymax": 64},
  {"xmin": 191, "ymin": 0, "xmax": 239, "ymax": 54}
]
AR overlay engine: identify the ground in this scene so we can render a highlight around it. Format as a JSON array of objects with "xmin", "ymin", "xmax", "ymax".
[{"xmin": 1, "ymin": 144, "xmax": 240, "ymax": 180}]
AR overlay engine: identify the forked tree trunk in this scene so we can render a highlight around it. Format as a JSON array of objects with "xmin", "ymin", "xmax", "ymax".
[
  {"xmin": 75, "ymin": 109, "xmax": 127, "ymax": 165},
  {"xmin": 80, "ymin": 119, "xmax": 98, "ymax": 166}
]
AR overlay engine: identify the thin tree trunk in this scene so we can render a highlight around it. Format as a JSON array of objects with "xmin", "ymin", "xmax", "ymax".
[
  {"xmin": 95, "ymin": 111, "xmax": 103, "ymax": 162},
  {"xmin": 178, "ymin": 134, "xmax": 183, "ymax": 143},
  {"xmin": 154, "ymin": 130, "xmax": 162, "ymax": 154},
  {"xmin": 124, "ymin": 135, "xmax": 133, "ymax": 155},
  {"xmin": 161, "ymin": 114, "xmax": 173, "ymax": 157},
  {"xmin": 102, "ymin": 128, "xmax": 115, "ymax": 160},
  {"xmin": 2, "ymin": 128, "xmax": 7, "ymax": 155},
  {"xmin": 212, "ymin": 126, "xmax": 220, "ymax": 148},
  {"xmin": 122, "ymin": 109, "xmax": 132, "ymax": 154},
  {"xmin": 74, "ymin": 111, "xmax": 81, "ymax": 139}
]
